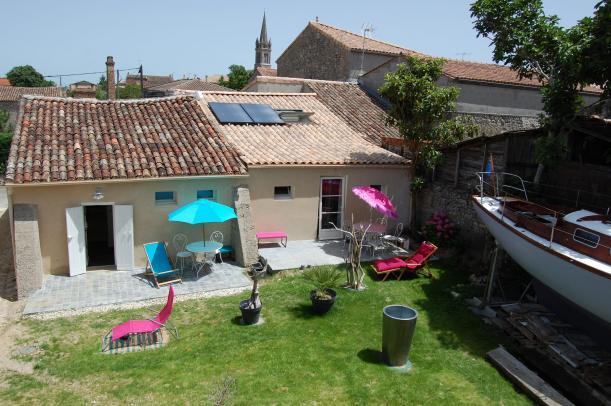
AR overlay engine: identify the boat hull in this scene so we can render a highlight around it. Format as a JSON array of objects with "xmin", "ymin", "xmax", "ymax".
[{"xmin": 472, "ymin": 197, "xmax": 611, "ymax": 325}]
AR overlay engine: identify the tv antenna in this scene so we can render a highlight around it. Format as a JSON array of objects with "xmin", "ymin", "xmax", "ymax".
[
  {"xmin": 358, "ymin": 23, "xmax": 375, "ymax": 79},
  {"xmin": 456, "ymin": 52, "xmax": 471, "ymax": 61}
]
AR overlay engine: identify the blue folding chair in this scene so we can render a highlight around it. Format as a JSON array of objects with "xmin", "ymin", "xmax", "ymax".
[{"xmin": 144, "ymin": 242, "xmax": 183, "ymax": 288}]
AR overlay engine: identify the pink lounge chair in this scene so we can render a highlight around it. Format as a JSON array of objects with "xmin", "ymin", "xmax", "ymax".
[
  {"xmin": 110, "ymin": 285, "xmax": 178, "ymax": 342},
  {"xmin": 256, "ymin": 231, "xmax": 288, "ymax": 247}
]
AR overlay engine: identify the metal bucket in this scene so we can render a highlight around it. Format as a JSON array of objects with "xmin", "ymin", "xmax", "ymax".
[{"xmin": 382, "ymin": 305, "xmax": 418, "ymax": 367}]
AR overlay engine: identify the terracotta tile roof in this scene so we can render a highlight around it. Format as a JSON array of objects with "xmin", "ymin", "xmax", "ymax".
[
  {"xmin": 125, "ymin": 74, "xmax": 174, "ymax": 89},
  {"xmin": 310, "ymin": 22, "xmax": 427, "ymax": 58},
  {"xmin": 198, "ymin": 91, "xmax": 408, "ymax": 166},
  {"xmin": 243, "ymin": 76, "xmax": 400, "ymax": 144},
  {"xmin": 310, "ymin": 21, "xmax": 601, "ymax": 92},
  {"xmin": 147, "ymin": 79, "xmax": 234, "ymax": 92},
  {"xmin": 254, "ymin": 66, "xmax": 277, "ymax": 77},
  {"xmin": 0, "ymin": 78, "xmax": 11, "ymax": 86},
  {"xmin": 0, "ymin": 85, "xmax": 64, "ymax": 101},
  {"xmin": 5, "ymin": 96, "xmax": 246, "ymax": 184}
]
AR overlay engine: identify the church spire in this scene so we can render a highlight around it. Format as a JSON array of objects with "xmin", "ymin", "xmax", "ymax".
[
  {"xmin": 255, "ymin": 13, "xmax": 271, "ymax": 68},
  {"xmin": 260, "ymin": 12, "xmax": 268, "ymax": 43}
]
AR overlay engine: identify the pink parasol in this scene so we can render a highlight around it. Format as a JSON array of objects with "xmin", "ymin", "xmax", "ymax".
[{"xmin": 351, "ymin": 186, "xmax": 398, "ymax": 219}]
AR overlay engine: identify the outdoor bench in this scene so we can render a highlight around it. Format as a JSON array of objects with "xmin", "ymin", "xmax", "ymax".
[{"xmin": 256, "ymin": 231, "xmax": 288, "ymax": 247}]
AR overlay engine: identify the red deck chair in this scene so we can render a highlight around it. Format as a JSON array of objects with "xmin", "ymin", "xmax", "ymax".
[
  {"xmin": 110, "ymin": 285, "xmax": 179, "ymax": 342},
  {"xmin": 371, "ymin": 241, "xmax": 438, "ymax": 281}
]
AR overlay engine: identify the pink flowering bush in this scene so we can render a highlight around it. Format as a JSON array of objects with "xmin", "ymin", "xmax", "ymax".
[{"xmin": 422, "ymin": 211, "xmax": 457, "ymax": 246}]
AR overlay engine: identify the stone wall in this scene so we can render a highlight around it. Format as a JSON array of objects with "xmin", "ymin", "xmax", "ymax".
[
  {"xmin": 12, "ymin": 204, "xmax": 43, "ymax": 299},
  {"xmin": 277, "ymin": 24, "xmax": 350, "ymax": 81},
  {"xmin": 232, "ymin": 185, "xmax": 259, "ymax": 267}
]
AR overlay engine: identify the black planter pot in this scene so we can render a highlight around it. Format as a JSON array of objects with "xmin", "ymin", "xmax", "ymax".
[
  {"xmin": 239, "ymin": 299, "xmax": 262, "ymax": 325},
  {"xmin": 309, "ymin": 289, "xmax": 337, "ymax": 314}
]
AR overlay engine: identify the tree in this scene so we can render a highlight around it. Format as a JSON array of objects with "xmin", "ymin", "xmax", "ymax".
[
  {"xmin": 470, "ymin": 0, "xmax": 610, "ymax": 183},
  {"xmin": 95, "ymin": 75, "xmax": 107, "ymax": 100},
  {"xmin": 6, "ymin": 65, "xmax": 55, "ymax": 87},
  {"xmin": 218, "ymin": 65, "xmax": 253, "ymax": 90},
  {"xmin": 379, "ymin": 56, "xmax": 477, "ymax": 228},
  {"xmin": 117, "ymin": 84, "xmax": 141, "ymax": 99}
]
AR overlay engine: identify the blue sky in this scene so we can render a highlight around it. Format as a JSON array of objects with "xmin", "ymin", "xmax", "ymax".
[{"xmin": 0, "ymin": 0, "xmax": 598, "ymax": 86}]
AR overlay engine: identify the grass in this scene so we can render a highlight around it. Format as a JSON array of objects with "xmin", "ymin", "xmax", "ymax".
[{"xmin": 0, "ymin": 261, "xmax": 531, "ymax": 405}]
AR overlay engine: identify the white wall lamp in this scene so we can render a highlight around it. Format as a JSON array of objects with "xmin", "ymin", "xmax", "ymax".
[{"xmin": 92, "ymin": 187, "xmax": 104, "ymax": 200}]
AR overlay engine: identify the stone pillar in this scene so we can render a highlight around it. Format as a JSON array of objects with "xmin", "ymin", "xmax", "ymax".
[
  {"xmin": 232, "ymin": 185, "xmax": 259, "ymax": 267},
  {"xmin": 13, "ymin": 204, "xmax": 43, "ymax": 299},
  {"xmin": 106, "ymin": 56, "xmax": 116, "ymax": 100},
  {"xmin": 0, "ymin": 187, "xmax": 15, "ymax": 300}
]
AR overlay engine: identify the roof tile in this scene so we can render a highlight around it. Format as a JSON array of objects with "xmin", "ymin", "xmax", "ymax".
[
  {"xmin": 5, "ymin": 96, "xmax": 246, "ymax": 184},
  {"xmin": 0, "ymin": 85, "xmax": 64, "ymax": 101},
  {"xmin": 199, "ymin": 92, "xmax": 408, "ymax": 167}
]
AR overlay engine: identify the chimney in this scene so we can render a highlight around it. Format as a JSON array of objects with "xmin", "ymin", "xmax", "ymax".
[{"xmin": 106, "ymin": 56, "xmax": 116, "ymax": 100}]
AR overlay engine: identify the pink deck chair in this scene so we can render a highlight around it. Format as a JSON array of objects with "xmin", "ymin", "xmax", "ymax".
[
  {"xmin": 371, "ymin": 241, "xmax": 438, "ymax": 281},
  {"xmin": 110, "ymin": 285, "xmax": 178, "ymax": 342}
]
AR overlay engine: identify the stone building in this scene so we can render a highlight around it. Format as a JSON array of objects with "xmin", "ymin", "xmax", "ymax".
[
  {"xmin": 276, "ymin": 21, "xmax": 601, "ymax": 136},
  {"xmin": 144, "ymin": 79, "xmax": 234, "ymax": 97},
  {"xmin": 68, "ymin": 81, "xmax": 97, "ymax": 99}
]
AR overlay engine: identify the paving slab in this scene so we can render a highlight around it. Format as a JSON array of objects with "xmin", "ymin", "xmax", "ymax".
[{"xmin": 24, "ymin": 262, "xmax": 250, "ymax": 315}]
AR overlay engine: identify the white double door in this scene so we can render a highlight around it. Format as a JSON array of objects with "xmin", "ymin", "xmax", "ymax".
[{"xmin": 65, "ymin": 204, "xmax": 134, "ymax": 276}]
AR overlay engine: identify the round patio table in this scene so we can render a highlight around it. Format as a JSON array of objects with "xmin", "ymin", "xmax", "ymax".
[
  {"xmin": 186, "ymin": 241, "xmax": 223, "ymax": 254},
  {"xmin": 186, "ymin": 241, "xmax": 223, "ymax": 278}
]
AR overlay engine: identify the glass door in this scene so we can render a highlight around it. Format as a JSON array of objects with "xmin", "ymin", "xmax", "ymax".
[{"xmin": 318, "ymin": 177, "xmax": 345, "ymax": 240}]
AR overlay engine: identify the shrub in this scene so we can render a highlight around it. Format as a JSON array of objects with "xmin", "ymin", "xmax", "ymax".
[
  {"xmin": 0, "ymin": 132, "xmax": 13, "ymax": 174},
  {"xmin": 303, "ymin": 266, "xmax": 343, "ymax": 299},
  {"xmin": 422, "ymin": 211, "xmax": 457, "ymax": 247}
]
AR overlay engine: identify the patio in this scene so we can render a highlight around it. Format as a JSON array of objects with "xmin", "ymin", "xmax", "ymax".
[
  {"xmin": 259, "ymin": 239, "xmax": 409, "ymax": 271},
  {"xmin": 23, "ymin": 262, "xmax": 251, "ymax": 315}
]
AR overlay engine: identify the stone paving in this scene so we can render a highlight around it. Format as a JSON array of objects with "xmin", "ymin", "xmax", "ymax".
[
  {"xmin": 23, "ymin": 262, "xmax": 251, "ymax": 315},
  {"xmin": 259, "ymin": 239, "xmax": 409, "ymax": 271}
]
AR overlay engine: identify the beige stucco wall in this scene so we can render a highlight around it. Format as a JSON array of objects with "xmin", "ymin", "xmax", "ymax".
[
  {"xmin": 8, "ymin": 177, "xmax": 245, "ymax": 275},
  {"xmin": 247, "ymin": 166, "xmax": 410, "ymax": 240},
  {"xmin": 8, "ymin": 165, "xmax": 410, "ymax": 276}
]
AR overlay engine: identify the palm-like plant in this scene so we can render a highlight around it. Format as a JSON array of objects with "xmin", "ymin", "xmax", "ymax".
[{"xmin": 303, "ymin": 267, "xmax": 343, "ymax": 300}]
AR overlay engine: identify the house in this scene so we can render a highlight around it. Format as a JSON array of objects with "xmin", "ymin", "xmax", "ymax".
[
  {"xmin": 4, "ymin": 91, "xmax": 409, "ymax": 299},
  {"xmin": 5, "ymin": 95, "xmax": 247, "ymax": 297},
  {"xmin": 124, "ymin": 74, "xmax": 174, "ymax": 89},
  {"xmin": 144, "ymin": 78, "xmax": 233, "ymax": 98},
  {"xmin": 0, "ymin": 85, "xmax": 64, "ymax": 129},
  {"xmin": 277, "ymin": 21, "xmax": 602, "ymax": 136},
  {"xmin": 0, "ymin": 78, "xmax": 11, "ymax": 86},
  {"xmin": 196, "ymin": 90, "xmax": 410, "ymax": 241},
  {"xmin": 68, "ymin": 80, "xmax": 97, "ymax": 98},
  {"xmin": 242, "ymin": 75, "xmax": 400, "ymax": 146}
]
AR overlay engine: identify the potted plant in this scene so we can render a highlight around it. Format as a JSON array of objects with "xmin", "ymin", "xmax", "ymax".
[
  {"xmin": 303, "ymin": 267, "xmax": 343, "ymax": 314},
  {"xmin": 239, "ymin": 261, "xmax": 266, "ymax": 325}
]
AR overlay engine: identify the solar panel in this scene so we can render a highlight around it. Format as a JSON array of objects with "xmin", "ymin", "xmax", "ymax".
[
  {"xmin": 241, "ymin": 103, "xmax": 285, "ymax": 124},
  {"xmin": 208, "ymin": 102, "xmax": 253, "ymax": 124}
]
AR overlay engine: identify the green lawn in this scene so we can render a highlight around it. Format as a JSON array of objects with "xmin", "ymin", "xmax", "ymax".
[{"xmin": 1, "ymin": 262, "xmax": 531, "ymax": 405}]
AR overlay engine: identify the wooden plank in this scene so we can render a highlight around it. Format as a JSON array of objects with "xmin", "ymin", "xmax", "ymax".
[
  {"xmin": 487, "ymin": 346, "xmax": 576, "ymax": 406},
  {"xmin": 481, "ymin": 142, "xmax": 489, "ymax": 171},
  {"xmin": 453, "ymin": 148, "xmax": 461, "ymax": 187}
]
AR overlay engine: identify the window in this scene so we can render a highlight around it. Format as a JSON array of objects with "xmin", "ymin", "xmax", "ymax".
[
  {"xmin": 274, "ymin": 186, "xmax": 292, "ymax": 200},
  {"xmin": 197, "ymin": 189, "xmax": 215, "ymax": 200},
  {"xmin": 155, "ymin": 191, "xmax": 176, "ymax": 205},
  {"xmin": 573, "ymin": 228, "xmax": 600, "ymax": 248},
  {"xmin": 370, "ymin": 185, "xmax": 382, "ymax": 191}
]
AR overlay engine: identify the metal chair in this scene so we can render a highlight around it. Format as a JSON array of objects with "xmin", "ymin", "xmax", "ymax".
[
  {"xmin": 172, "ymin": 233, "xmax": 193, "ymax": 275},
  {"xmin": 209, "ymin": 231, "xmax": 225, "ymax": 263}
]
